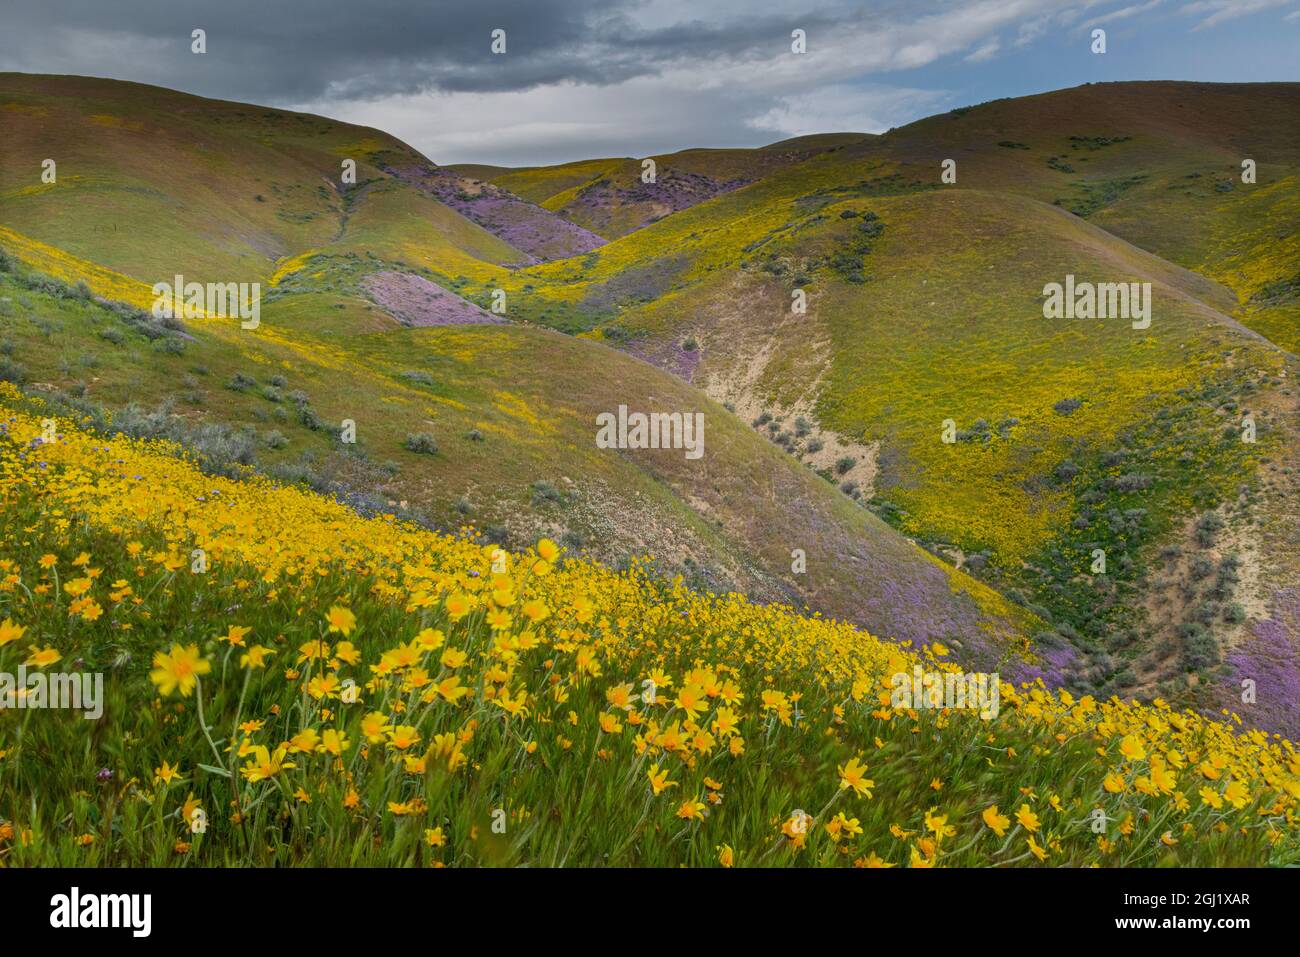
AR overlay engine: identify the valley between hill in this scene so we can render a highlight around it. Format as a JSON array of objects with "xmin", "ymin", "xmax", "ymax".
[{"xmin": 2, "ymin": 74, "xmax": 1298, "ymax": 736}]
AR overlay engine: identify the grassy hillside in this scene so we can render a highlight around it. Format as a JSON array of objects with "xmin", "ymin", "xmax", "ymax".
[
  {"xmin": 0, "ymin": 72, "xmax": 586, "ymax": 281},
  {"xmin": 2, "ymin": 74, "xmax": 1298, "ymax": 739},
  {"xmin": 464, "ymin": 135, "xmax": 871, "ymax": 240},
  {"xmin": 0, "ymin": 244, "xmax": 1032, "ymax": 666},
  {"xmin": 2, "ymin": 384, "xmax": 1296, "ymax": 867},
  {"xmin": 853, "ymin": 81, "xmax": 1300, "ymax": 354},
  {"xmin": 445, "ymin": 82, "xmax": 1300, "ymax": 726}
]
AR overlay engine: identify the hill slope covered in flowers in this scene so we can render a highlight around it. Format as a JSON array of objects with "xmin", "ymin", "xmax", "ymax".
[
  {"xmin": 1, "ymin": 384, "xmax": 1298, "ymax": 867},
  {"xmin": 4, "ymin": 75, "xmax": 1298, "ymax": 729},
  {"xmin": 466, "ymin": 82, "xmax": 1300, "ymax": 723}
]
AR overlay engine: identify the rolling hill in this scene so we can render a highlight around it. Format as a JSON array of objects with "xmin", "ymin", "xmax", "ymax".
[
  {"xmin": 444, "ymin": 81, "xmax": 1300, "ymax": 733},
  {"xmin": 0, "ymin": 73, "xmax": 1035, "ymax": 673},
  {"xmin": 2, "ymin": 70, "xmax": 1300, "ymax": 871},
  {"xmin": 450, "ymin": 133, "xmax": 873, "ymax": 239},
  {"xmin": 2, "ymin": 75, "xmax": 1299, "ymax": 737},
  {"xmin": 5, "ymin": 381, "xmax": 1297, "ymax": 867}
]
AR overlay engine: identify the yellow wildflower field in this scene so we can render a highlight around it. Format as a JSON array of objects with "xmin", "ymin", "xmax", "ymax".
[{"xmin": 0, "ymin": 384, "xmax": 1297, "ymax": 866}]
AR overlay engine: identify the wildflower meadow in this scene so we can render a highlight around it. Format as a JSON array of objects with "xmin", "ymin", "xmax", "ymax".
[{"xmin": 1, "ymin": 384, "xmax": 1296, "ymax": 868}]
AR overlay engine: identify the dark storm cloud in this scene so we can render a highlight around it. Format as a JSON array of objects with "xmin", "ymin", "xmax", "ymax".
[
  {"xmin": 4, "ymin": 1, "xmax": 1293, "ymax": 165},
  {"xmin": 0, "ymin": 0, "xmax": 853, "ymax": 102}
]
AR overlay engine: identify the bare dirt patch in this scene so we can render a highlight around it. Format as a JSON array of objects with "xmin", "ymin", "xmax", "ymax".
[{"xmin": 691, "ymin": 275, "xmax": 880, "ymax": 498}]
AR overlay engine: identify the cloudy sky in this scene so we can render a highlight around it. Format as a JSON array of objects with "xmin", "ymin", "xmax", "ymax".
[{"xmin": 2, "ymin": 0, "xmax": 1298, "ymax": 166}]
